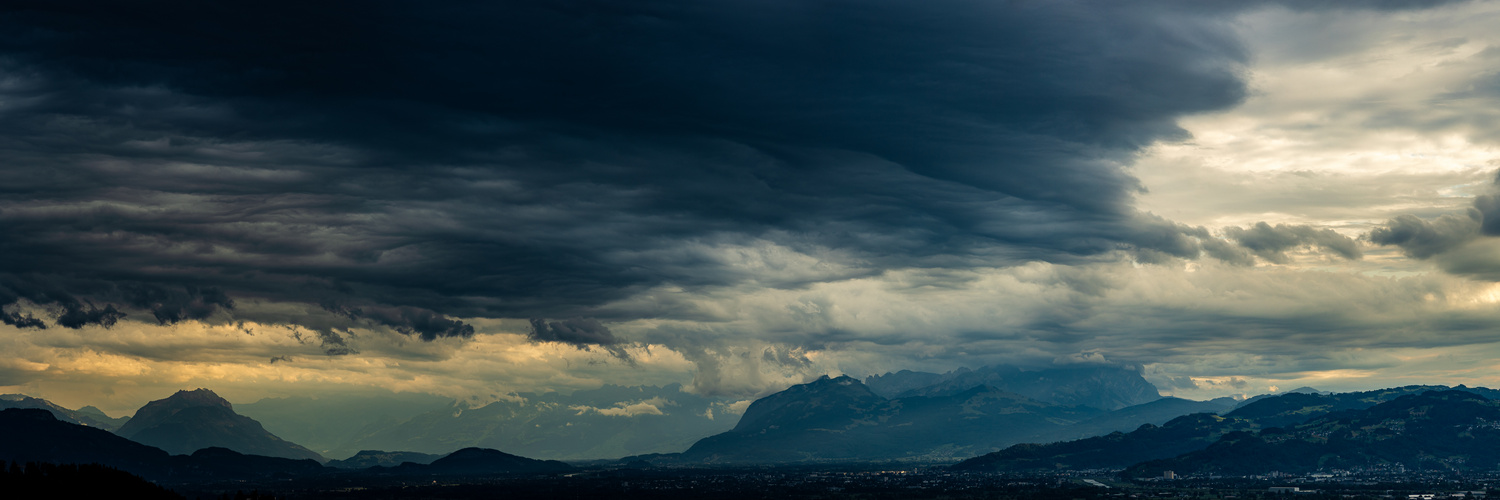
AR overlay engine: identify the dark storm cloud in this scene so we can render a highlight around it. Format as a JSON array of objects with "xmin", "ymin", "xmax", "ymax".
[
  {"xmin": 529, "ymin": 318, "xmax": 622, "ymax": 347},
  {"xmin": 327, "ymin": 303, "xmax": 476, "ymax": 342},
  {"xmin": 528, "ymin": 318, "xmax": 632, "ymax": 362},
  {"xmin": 0, "ymin": 275, "xmax": 126, "ymax": 329},
  {"xmin": 1368, "ymin": 212, "xmax": 1481, "ymax": 259},
  {"xmin": 122, "ymin": 284, "xmax": 234, "ymax": 325},
  {"xmin": 1369, "ymin": 171, "xmax": 1500, "ymax": 272},
  {"xmin": 1222, "ymin": 222, "xmax": 1363, "ymax": 264},
  {"xmin": 0, "ymin": 0, "xmax": 1379, "ymax": 336}
]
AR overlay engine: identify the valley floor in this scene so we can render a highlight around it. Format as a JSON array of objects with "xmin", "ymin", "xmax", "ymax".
[{"xmin": 165, "ymin": 467, "xmax": 1500, "ymax": 500}]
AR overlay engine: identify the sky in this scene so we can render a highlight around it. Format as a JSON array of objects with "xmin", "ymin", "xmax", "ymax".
[{"xmin": 4, "ymin": 0, "xmax": 1500, "ymax": 415}]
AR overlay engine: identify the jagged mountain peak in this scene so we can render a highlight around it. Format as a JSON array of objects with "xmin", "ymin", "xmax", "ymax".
[{"xmin": 162, "ymin": 388, "xmax": 233, "ymax": 408}]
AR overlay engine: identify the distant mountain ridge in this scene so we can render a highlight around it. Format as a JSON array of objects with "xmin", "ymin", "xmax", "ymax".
[
  {"xmin": 1, "ymin": 408, "xmax": 567, "ymax": 481},
  {"xmin": 0, "ymin": 408, "xmax": 323, "ymax": 481},
  {"xmin": 660, "ymin": 365, "xmax": 1182, "ymax": 463},
  {"xmin": 235, "ymin": 392, "xmax": 453, "ymax": 457},
  {"xmin": 116, "ymin": 389, "xmax": 325, "ymax": 462},
  {"xmin": 340, "ymin": 383, "xmax": 736, "ymax": 460},
  {"xmin": 866, "ymin": 365, "xmax": 1162, "ymax": 410},
  {"xmin": 1123, "ymin": 390, "xmax": 1500, "ymax": 477},
  {"xmin": 0, "ymin": 394, "xmax": 129, "ymax": 431},
  {"xmin": 955, "ymin": 384, "xmax": 1500, "ymax": 473},
  {"xmin": 673, "ymin": 375, "xmax": 1148, "ymax": 463}
]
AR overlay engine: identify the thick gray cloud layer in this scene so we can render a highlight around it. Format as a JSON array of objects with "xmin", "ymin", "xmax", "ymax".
[
  {"xmin": 0, "ymin": 0, "xmax": 1262, "ymax": 332},
  {"xmin": 0, "ymin": 0, "xmax": 1460, "ymax": 383}
]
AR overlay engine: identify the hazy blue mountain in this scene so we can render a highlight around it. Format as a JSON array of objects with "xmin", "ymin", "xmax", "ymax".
[
  {"xmin": 1053, "ymin": 396, "xmax": 1241, "ymax": 440},
  {"xmin": 1124, "ymin": 390, "xmax": 1500, "ymax": 477},
  {"xmin": 340, "ymin": 383, "xmax": 737, "ymax": 460},
  {"xmin": 863, "ymin": 369, "xmax": 948, "ymax": 398},
  {"xmin": 877, "ymin": 365, "xmax": 1163, "ymax": 410},
  {"xmin": 1230, "ymin": 386, "xmax": 1330, "ymax": 410},
  {"xmin": 116, "ymin": 389, "xmax": 325, "ymax": 462},
  {"xmin": 1219, "ymin": 384, "xmax": 1500, "ymax": 428},
  {"xmin": 676, "ymin": 376, "xmax": 1110, "ymax": 463},
  {"xmin": 0, "ymin": 394, "xmax": 128, "ymax": 431},
  {"xmin": 235, "ymin": 392, "xmax": 452, "ymax": 458},
  {"xmin": 327, "ymin": 450, "xmax": 442, "ymax": 469},
  {"xmin": 75, "ymin": 405, "xmax": 131, "ymax": 429}
]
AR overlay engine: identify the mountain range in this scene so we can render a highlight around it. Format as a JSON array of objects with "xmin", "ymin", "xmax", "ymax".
[
  {"xmin": 12, "ymin": 371, "xmax": 1500, "ymax": 485},
  {"xmin": 0, "ymin": 407, "xmax": 570, "ymax": 481},
  {"xmin": 1, "ymin": 393, "xmax": 130, "ymax": 431},
  {"xmin": 660, "ymin": 366, "xmax": 1201, "ymax": 464},
  {"xmin": 954, "ymin": 384, "xmax": 1500, "ymax": 473},
  {"xmin": 1122, "ymin": 389, "xmax": 1500, "ymax": 477}
]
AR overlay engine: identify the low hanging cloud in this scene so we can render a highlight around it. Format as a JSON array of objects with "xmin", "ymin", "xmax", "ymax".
[
  {"xmin": 1368, "ymin": 171, "xmax": 1500, "ymax": 278},
  {"xmin": 1368, "ymin": 212, "xmax": 1482, "ymax": 259},
  {"xmin": 122, "ymin": 284, "xmax": 235, "ymax": 325},
  {"xmin": 0, "ymin": 275, "xmax": 128, "ymax": 329},
  {"xmin": 328, "ymin": 305, "xmax": 475, "ymax": 341},
  {"xmin": 528, "ymin": 318, "xmax": 632, "ymax": 362},
  {"xmin": 569, "ymin": 397, "xmax": 674, "ymax": 418},
  {"xmin": 528, "ymin": 318, "xmax": 622, "ymax": 347},
  {"xmin": 1222, "ymin": 222, "xmax": 1363, "ymax": 264}
]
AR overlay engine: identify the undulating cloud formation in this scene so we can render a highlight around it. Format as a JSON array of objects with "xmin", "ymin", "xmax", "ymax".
[{"xmin": 3, "ymin": 0, "xmax": 1500, "ymax": 413}]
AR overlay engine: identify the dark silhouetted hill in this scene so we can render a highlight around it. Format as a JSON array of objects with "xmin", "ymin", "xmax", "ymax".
[
  {"xmin": 1124, "ymin": 390, "xmax": 1500, "ymax": 477},
  {"xmin": 0, "ymin": 460, "xmax": 182, "ymax": 499},
  {"xmin": 0, "ymin": 407, "xmax": 174, "ymax": 477},
  {"xmin": 0, "ymin": 408, "xmax": 331, "ymax": 482},
  {"xmin": 952, "ymin": 412, "xmax": 1257, "ymax": 472},
  {"xmin": 954, "ymin": 385, "xmax": 1500, "ymax": 473},
  {"xmin": 388, "ymin": 447, "xmax": 572, "ymax": 475}
]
